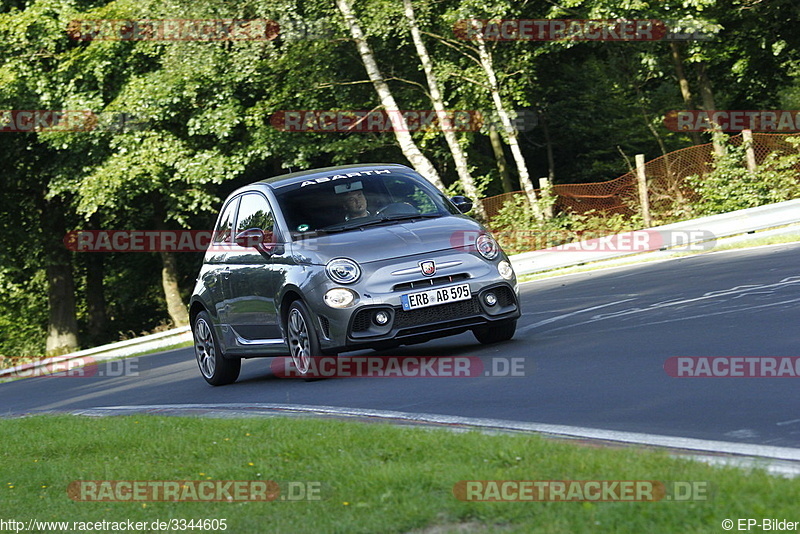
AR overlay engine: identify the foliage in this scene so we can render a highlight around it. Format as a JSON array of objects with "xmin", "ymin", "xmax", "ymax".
[
  {"xmin": 687, "ymin": 137, "xmax": 800, "ymax": 216},
  {"xmin": 0, "ymin": 269, "xmax": 48, "ymax": 361},
  {"xmin": 1, "ymin": 0, "xmax": 800, "ymax": 352},
  {"xmin": 489, "ymin": 192, "xmax": 647, "ymax": 255}
]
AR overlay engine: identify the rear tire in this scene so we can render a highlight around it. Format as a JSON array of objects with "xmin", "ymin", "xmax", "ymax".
[
  {"xmin": 193, "ymin": 311, "xmax": 241, "ymax": 385},
  {"xmin": 473, "ymin": 319, "xmax": 517, "ymax": 344}
]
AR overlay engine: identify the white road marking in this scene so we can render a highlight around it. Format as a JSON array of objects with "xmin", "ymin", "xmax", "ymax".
[
  {"xmin": 72, "ymin": 403, "xmax": 800, "ymax": 469},
  {"xmin": 517, "ymin": 298, "xmax": 634, "ymax": 334},
  {"xmin": 540, "ymin": 296, "xmax": 800, "ymax": 336}
]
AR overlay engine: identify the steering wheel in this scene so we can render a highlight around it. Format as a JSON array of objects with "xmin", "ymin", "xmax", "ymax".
[{"xmin": 375, "ymin": 202, "xmax": 419, "ymax": 216}]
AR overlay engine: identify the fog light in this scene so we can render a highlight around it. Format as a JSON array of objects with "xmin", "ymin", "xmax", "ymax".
[
  {"xmin": 484, "ymin": 292, "xmax": 498, "ymax": 306},
  {"xmin": 374, "ymin": 310, "xmax": 390, "ymax": 325}
]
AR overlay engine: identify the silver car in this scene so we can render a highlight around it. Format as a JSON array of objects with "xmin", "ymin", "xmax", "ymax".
[{"xmin": 190, "ymin": 164, "xmax": 520, "ymax": 385}]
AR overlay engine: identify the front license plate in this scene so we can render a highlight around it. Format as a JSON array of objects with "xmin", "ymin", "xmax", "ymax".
[{"xmin": 401, "ymin": 283, "xmax": 471, "ymax": 311}]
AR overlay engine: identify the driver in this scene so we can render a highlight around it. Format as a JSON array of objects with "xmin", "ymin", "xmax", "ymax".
[{"xmin": 341, "ymin": 189, "xmax": 371, "ymax": 220}]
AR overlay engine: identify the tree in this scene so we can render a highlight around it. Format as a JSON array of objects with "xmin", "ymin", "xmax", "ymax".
[
  {"xmin": 336, "ymin": 0, "xmax": 447, "ymax": 192},
  {"xmin": 402, "ymin": 0, "xmax": 486, "ymax": 217}
]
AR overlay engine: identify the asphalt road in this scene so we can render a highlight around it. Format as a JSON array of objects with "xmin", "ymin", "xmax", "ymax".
[{"xmin": 2, "ymin": 243, "xmax": 799, "ymax": 447}]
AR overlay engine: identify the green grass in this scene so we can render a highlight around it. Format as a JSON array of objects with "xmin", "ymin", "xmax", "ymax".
[{"xmin": 1, "ymin": 415, "xmax": 798, "ymax": 533}]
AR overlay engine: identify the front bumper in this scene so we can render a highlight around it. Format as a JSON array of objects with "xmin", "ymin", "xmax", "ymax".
[{"xmin": 311, "ymin": 279, "xmax": 520, "ymax": 352}]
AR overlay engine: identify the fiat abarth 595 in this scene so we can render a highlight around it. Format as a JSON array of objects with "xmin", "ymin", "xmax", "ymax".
[{"xmin": 190, "ymin": 163, "xmax": 520, "ymax": 384}]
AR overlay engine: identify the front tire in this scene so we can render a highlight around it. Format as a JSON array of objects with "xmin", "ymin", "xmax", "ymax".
[
  {"xmin": 193, "ymin": 311, "xmax": 241, "ymax": 386},
  {"xmin": 286, "ymin": 300, "xmax": 325, "ymax": 380},
  {"xmin": 473, "ymin": 319, "xmax": 517, "ymax": 344}
]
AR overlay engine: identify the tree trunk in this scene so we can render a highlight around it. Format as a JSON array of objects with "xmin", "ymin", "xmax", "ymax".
[
  {"xmin": 471, "ymin": 26, "xmax": 543, "ymax": 219},
  {"xmin": 540, "ymin": 110, "xmax": 556, "ymax": 181},
  {"xmin": 402, "ymin": 0, "xmax": 486, "ymax": 218},
  {"xmin": 153, "ymin": 199, "xmax": 189, "ymax": 327},
  {"xmin": 336, "ymin": 0, "xmax": 446, "ymax": 192},
  {"xmin": 85, "ymin": 252, "xmax": 108, "ymax": 345},
  {"xmin": 45, "ymin": 261, "xmax": 79, "ymax": 356},
  {"xmin": 696, "ymin": 61, "xmax": 725, "ymax": 157},
  {"xmin": 159, "ymin": 250, "xmax": 189, "ymax": 327},
  {"xmin": 84, "ymin": 214, "xmax": 107, "ymax": 345},
  {"xmin": 669, "ymin": 42, "xmax": 703, "ymax": 145},
  {"xmin": 489, "ymin": 127, "xmax": 514, "ymax": 193},
  {"xmin": 42, "ymin": 198, "xmax": 79, "ymax": 356}
]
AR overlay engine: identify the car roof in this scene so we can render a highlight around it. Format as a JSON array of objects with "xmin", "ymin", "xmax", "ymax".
[{"xmin": 257, "ymin": 163, "xmax": 414, "ymax": 190}]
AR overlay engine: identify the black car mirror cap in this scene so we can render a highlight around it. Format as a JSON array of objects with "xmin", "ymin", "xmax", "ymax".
[
  {"xmin": 235, "ymin": 228, "xmax": 282, "ymax": 257},
  {"xmin": 450, "ymin": 196, "xmax": 473, "ymax": 214},
  {"xmin": 235, "ymin": 228, "xmax": 266, "ymax": 248}
]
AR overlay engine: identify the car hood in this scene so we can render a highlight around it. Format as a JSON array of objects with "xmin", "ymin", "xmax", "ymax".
[{"xmin": 291, "ymin": 216, "xmax": 486, "ymax": 265}]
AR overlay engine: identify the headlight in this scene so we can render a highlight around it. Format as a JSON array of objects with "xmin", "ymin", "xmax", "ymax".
[
  {"xmin": 326, "ymin": 258, "xmax": 361, "ymax": 284},
  {"xmin": 476, "ymin": 234, "xmax": 499, "ymax": 260},
  {"xmin": 324, "ymin": 288, "xmax": 357, "ymax": 308},
  {"xmin": 498, "ymin": 260, "xmax": 515, "ymax": 280}
]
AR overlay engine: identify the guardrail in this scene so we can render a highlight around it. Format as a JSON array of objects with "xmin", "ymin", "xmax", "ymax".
[
  {"xmin": 0, "ymin": 326, "xmax": 192, "ymax": 379},
  {"xmin": 510, "ymin": 198, "xmax": 800, "ymax": 276}
]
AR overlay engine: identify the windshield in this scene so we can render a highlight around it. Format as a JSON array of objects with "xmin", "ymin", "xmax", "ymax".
[{"xmin": 273, "ymin": 170, "xmax": 460, "ymax": 238}]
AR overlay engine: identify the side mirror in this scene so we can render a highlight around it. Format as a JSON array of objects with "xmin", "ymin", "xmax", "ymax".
[
  {"xmin": 235, "ymin": 228, "xmax": 282, "ymax": 257},
  {"xmin": 450, "ymin": 196, "xmax": 473, "ymax": 214},
  {"xmin": 235, "ymin": 228, "xmax": 266, "ymax": 248}
]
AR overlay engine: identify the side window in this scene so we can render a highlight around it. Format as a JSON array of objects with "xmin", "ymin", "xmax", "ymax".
[
  {"xmin": 235, "ymin": 193, "xmax": 276, "ymax": 242},
  {"xmin": 213, "ymin": 197, "xmax": 239, "ymax": 244}
]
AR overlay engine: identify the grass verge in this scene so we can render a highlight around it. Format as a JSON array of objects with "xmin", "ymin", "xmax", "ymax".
[{"xmin": 2, "ymin": 415, "xmax": 798, "ymax": 533}]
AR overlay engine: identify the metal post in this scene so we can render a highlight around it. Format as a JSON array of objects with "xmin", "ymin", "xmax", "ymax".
[
  {"xmin": 742, "ymin": 129, "xmax": 757, "ymax": 172},
  {"xmin": 635, "ymin": 154, "xmax": 652, "ymax": 227}
]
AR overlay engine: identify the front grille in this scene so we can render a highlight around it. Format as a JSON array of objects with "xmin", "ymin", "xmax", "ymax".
[
  {"xmin": 351, "ymin": 309, "xmax": 374, "ymax": 333},
  {"xmin": 393, "ymin": 273, "xmax": 470, "ymax": 292},
  {"xmin": 393, "ymin": 296, "xmax": 482, "ymax": 329},
  {"xmin": 493, "ymin": 285, "xmax": 516, "ymax": 307}
]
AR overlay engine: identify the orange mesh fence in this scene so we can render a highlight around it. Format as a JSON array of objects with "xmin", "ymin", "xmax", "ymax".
[{"xmin": 480, "ymin": 133, "xmax": 800, "ymax": 225}]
